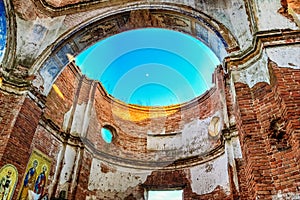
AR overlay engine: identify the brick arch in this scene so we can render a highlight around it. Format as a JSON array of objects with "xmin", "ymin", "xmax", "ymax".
[{"xmin": 31, "ymin": 5, "xmax": 239, "ymax": 96}]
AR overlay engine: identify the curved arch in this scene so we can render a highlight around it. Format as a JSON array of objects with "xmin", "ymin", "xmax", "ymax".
[{"xmin": 31, "ymin": 5, "xmax": 238, "ymax": 95}]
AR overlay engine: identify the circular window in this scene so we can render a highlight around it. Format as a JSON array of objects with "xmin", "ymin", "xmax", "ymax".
[{"xmin": 101, "ymin": 125, "xmax": 115, "ymax": 143}]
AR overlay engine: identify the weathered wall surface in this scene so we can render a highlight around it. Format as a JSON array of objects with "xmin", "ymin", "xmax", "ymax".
[
  {"xmin": 0, "ymin": 0, "xmax": 299, "ymax": 199},
  {"xmin": 253, "ymin": 0, "xmax": 298, "ymax": 31},
  {"xmin": 230, "ymin": 54, "xmax": 300, "ymax": 199},
  {"xmin": 85, "ymin": 82, "xmax": 224, "ymax": 163},
  {"xmin": 84, "ymin": 153, "xmax": 231, "ymax": 200},
  {"xmin": 0, "ymin": 94, "xmax": 43, "ymax": 199},
  {"xmin": 0, "ymin": 91, "xmax": 24, "ymax": 161},
  {"xmin": 44, "ymin": 63, "xmax": 79, "ymax": 129}
]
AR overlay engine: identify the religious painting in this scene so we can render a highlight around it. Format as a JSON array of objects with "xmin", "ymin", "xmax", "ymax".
[
  {"xmin": 0, "ymin": 164, "xmax": 18, "ymax": 200},
  {"xmin": 18, "ymin": 149, "xmax": 51, "ymax": 200}
]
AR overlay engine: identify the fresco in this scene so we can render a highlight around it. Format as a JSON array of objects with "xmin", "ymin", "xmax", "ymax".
[
  {"xmin": 18, "ymin": 149, "xmax": 51, "ymax": 200},
  {"xmin": 0, "ymin": 164, "xmax": 18, "ymax": 200},
  {"xmin": 0, "ymin": 0, "xmax": 7, "ymax": 63}
]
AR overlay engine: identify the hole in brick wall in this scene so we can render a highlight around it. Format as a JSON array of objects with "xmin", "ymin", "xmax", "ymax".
[{"xmin": 269, "ymin": 118, "xmax": 290, "ymax": 151}]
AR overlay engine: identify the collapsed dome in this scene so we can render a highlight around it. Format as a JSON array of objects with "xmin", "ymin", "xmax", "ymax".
[{"xmin": 75, "ymin": 28, "xmax": 220, "ymax": 106}]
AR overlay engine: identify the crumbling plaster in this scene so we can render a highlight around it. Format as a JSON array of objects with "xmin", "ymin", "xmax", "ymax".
[
  {"xmin": 147, "ymin": 112, "xmax": 223, "ymax": 159},
  {"xmin": 253, "ymin": 0, "xmax": 298, "ymax": 31},
  {"xmin": 88, "ymin": 158, "xmax": 152, "ymax": 192},
  {"xmin": 266, "ymin": 44, "xmax": 300, "ymax": 69},
  {"xmin": 16, "ymin": 15, "xmax": 66, "ymax": 67},
  {"xmin": 190, "ymin": 153, "xmax": 230, "ymax": 195},
  {"xmin": 232, "ymin": 49, "xmax": 270, "ymax": 88}
]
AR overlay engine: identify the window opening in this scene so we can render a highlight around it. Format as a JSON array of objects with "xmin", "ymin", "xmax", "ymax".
[
  {"xmin": 148, "ymin": 190, "xmax": 183, "ymax": 200},
  {"xmin": 101, "ymin": 126, "xmax": 114, "ymax": 143}
]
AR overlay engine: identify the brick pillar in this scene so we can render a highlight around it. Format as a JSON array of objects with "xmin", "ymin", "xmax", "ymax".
[
  {"xmin": 0, "ymin": 90, "xmax": 43, "ymax": 199},
  {"xmin": 234, "ymin": 82, "xmax": 276, "ymax": 200},
  {"xmin": 0, "ymin": 90, "xmax": 25, "ymax": 161}
]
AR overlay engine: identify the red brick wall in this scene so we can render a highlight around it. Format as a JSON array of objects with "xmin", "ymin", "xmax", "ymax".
[
  {"xmin": 0, "ymin": 91, "xmax": 24, "ymax": 161},
  {"xmin": 74, "ymin": 149, "xmax": 93, "ymax": 200},
  {"xmin": 44, "ymin": 63, "xmax": 80, "ymax": 129},
  {"xmin": 0, "ymin": 95, "xmax": 43, "ymax": 199},
  {"xmin": 86, "ymin": 85, "xmax": 222, "ymax": 160},
  {"xmin": 233, "ymin": 61, "xmax": 300, "ymax": 199}
]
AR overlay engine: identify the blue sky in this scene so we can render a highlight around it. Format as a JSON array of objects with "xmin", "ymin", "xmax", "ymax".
[
  {"xmin": 0, "ymin": 0, "xmax": 7, "ymax": 63},
  {"xmin": 75, "ymin": 28, "xmax": 220, "ymax": 106},
  {"xmin": 101, "ymin": 127, "xmax": 113, "ymax": 143},
  {"xmin": 148, "ymin": 190, "xmax": 183, "ymax": 200}
]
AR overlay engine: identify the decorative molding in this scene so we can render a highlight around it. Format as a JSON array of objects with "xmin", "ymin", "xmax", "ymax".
[{"xmin": 231, "ymin": 49, "xmax": 270, "ymax": 88}]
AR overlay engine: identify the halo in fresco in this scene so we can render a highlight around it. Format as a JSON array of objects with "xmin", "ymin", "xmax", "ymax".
[
  {"xmin": 18, "ymin": 149, "xmax": 51, "ymax": 200},
  {"xmin": 0, "ymin": 164, "xmax": 18, "ymax": 200}
]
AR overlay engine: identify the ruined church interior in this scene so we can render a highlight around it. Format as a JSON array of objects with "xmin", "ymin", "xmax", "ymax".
[{"xmin": 0, "ymin": 0, "xmax": 299, "ymax": 199}]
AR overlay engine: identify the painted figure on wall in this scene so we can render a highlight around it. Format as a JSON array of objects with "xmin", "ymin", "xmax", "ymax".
[
  {"xmin": 34, "ymin": 166, "xmax": 47, "ymax": 196},
  {"xmin": 19, "ymin": 160, "xmax": 38, "ymax": 200},
  {"xmin": 0, "ymin": 164, "xmax": 18, "ymax": 200},
  {"xmin": 18, "ymin": 149, "xmax": 51, "ymax": 200},
  {"xmin": 0, "ymin": 170, "xmax": 12, "ymax": 200}
]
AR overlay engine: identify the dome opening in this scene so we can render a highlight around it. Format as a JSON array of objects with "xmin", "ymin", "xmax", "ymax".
[{"xmin": 75, "ymin": 28, "xmax": 220, "ymax": 106}]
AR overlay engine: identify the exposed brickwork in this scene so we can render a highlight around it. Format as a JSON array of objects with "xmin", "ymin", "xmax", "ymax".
[
  {"xmin": 74, "ymin": 149, "xmax": 92, "ymax": 200},
  {"xmin": 44, "ymin": 63, "xmax": 80, "ymax": 130},
  {"xmin": 1, "ymin": 0, "xmax": 300, "ymax": 199},
  {"xmin": 0, "ymin": 95, "xmax": 42, "ymax": 199},
  {"xmin": 31, "ymin": 124, "xmax": 62, "ymax": 197},
  {"xmin": 0, "ymin": 91, "xmax": 24, "ymax": 161},
  {"xmin": 232, "ymin": 61, "xmax": 300, "ymax": 199},
  {"xmin": 143, "ymin": 170, "xmax": 232, "ymax": 200}
]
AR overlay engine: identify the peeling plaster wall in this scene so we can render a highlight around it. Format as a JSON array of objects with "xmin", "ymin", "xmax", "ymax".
[
  {"xmin": 266, "ymin": 45, "xmax": 300, "ymax": 69},
  {"xmin": 63, "ymin": 106, "xmax": 72, "ymax": 131},
  {"xmin": 272, "ymin": 191, "xmax": 300, "ymax": 200},
  {"xmin": 147, "ymin": 112, "xmax": 223, "ymax": 159},
  {"xmin": 70, "ymin": 103, "xmax": 87, "ymax": 135},
  {"xmin": 190, "ymin": 153, "xmax": 230, "ymax": 195},
  {"xmin": 194, "ymin": 0, "xmax": 252, "ymax": 51},
  {"xmin": 59, "ymin": 145, "xmax": 76, "ymax": 188},
  {"xmin": 225, "ymin": 135, "xmax": 242, "ymax": 193},
  {"xmin": 88, "ymin": 158, "xmax": 151, "ymax": 193},
  {"xmin": 1, "ymin": 0, "xmax": 300, "ymax": 200},
  {"xmin": 232, "ymin": 50, "xmax": 270, "ymax": 88},
  {"xmin": 16, "ymin": 16, "xmax": 66, "ymax": 66},
  {"xmin": 226, "ymin": 1, "xmax": 253, "ymax": 50},
  {"xmin": 253, "ymin": 0, "xmax": 298, "ymax": 31}
]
